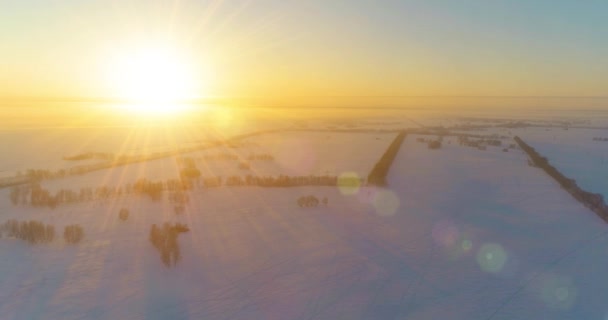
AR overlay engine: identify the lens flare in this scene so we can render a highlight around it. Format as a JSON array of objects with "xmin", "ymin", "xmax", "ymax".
[
  {"xmin": 337, "ymin": 172, "xmax": 362, "ymax": 195},
  {"xmin": 373, "ymin": 190, "xmax": 400, "ymax": 216},
  {"xmin": 476, "ymin": 243, "xmax": 508, "ymax": 274}
]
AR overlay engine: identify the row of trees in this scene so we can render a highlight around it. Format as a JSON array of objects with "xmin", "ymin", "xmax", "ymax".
[
  {"xmin": 368, "ymin": 132, "xmax": 407, "ymax": 186},
  {"xmin": 64, "ymin": 225, "xmax": 85, "ymax": 244},
  {"xmin": 17, "ymin": 169, "xmax": 68, "ymax": 181},
  {"xmin": 9, "ymin": 173, "xmax": 355, "ymax": 209},
  {"xmin": 457, "ymin": 136, "xmax": 504, "ymax": 149},
  {"xmin": 515, "ymin": 136, "xmax": 608, "ymax": 220},
  {"xmin": 1, "ymin": 220, "xmax": 84, "ymax": 244},
  {"xmin": 1, "ymin": 220, "xmax": 55, "ymax": 244},
  {"xmin": 8, "ymin": 177, "xmax": 190, "ymax": 208},
  {"xmin": 149, "ymin": 223, "xmax": 190, "ymax": 267},
  {"xmin": 63, "ymin": 152, "xmax": 114, "ymax": 161},
  {"xmin": 428, "ymin": 140, "xmax": 442, "ymax": 149},
  {"xmin": 178, "ymin": 153, "xmax": 275, "ymax": 163},
  {"xmin": 416, "ymin": 137, "xmax": 443, "ymax": 149},
  {"xmin": 224, "ymin": 175, "xmax": 342, "ymax": 187}
]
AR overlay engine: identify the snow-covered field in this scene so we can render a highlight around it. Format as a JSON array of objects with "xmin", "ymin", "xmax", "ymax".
[
  {"xmin": 385, "ymin": 135, "xmax": 608, "ymax": 319},
  {"xmin": 30, "ymin": 131, "xmax": 395, "ymax": 193},
  {"xmin": 1, "ymin": 119, "xmax": 608, "ymax": 319}
]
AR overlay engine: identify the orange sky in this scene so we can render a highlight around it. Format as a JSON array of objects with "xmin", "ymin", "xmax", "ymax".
[{"xmin": 1, "ymin": 1, "xmax": 607, "ymax": 107}]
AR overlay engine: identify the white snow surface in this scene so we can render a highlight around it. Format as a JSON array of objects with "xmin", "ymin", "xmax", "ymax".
[
  {"xmin": 1, "ymin": 131, "xmax": 608, "ymax": 319},
  {"xmin": 34, "ymin": 131, "xmax": 395, "ymax": 193}
]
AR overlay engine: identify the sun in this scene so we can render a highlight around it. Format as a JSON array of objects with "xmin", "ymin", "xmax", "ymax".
[{"xmin": 105, "ymin": 44, "xmax": 206, "ymax": 114}]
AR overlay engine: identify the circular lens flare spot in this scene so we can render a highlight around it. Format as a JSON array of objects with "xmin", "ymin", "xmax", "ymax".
[
  {"xmin": 476, "ymin": 243, "xmax": 508, "ymax": 274},
  {"xmin": 373, "ymin": 190, "xmax": 400, "ymax": 216},
  {"xmin": 338, "ymin": 172, "xmax": 362, "ymax": 195},
  {"xmin": 539, "ymin": 274, "xmax": 578, "ymax": 309}
]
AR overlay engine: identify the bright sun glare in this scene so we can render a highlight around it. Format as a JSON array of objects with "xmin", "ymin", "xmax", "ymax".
[{"xmin": 106, "ymin": 44, "xmax": 205, "ymax": 114}]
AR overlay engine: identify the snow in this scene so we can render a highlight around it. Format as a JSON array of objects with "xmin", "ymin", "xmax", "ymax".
[
  {"xmin": 35, "ymin": 131, "xmax": 395, "ymax": 192},
  {"xmin": 384, "ymin": 135, "xmax": 608, "ymax": 319},
  {"xmin": 1, "ymin": 126, "xmax": 608, "ymax": 319}
]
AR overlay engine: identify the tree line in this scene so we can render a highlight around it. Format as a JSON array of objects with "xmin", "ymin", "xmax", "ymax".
[
  {"xmin": 457, "ymin": 136, "xmax": 504, "ymax": 150},
  {"xmin": 9, "ymin": 177, "xmax": 194, "ymax": 208},
  {"xmin": 514, "ymin": 136, "xmax": 608, "ymax": 221},
  {"xmin": 368, "ymin": 131, "xmax": 407, "ymax": 186},
  {"xmin": 9, "ymin": 173, "xmax": 353, "ymax": 209}
]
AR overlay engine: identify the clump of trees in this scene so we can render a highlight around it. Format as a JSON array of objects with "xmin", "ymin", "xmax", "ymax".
[
  {"xmin": 298, "ymin": 195, "xmax": 319, "ymax": 207},
  {"xmin": 132, "ymin": 179, "xmax": 165, "ymax": 200},
  {"xmin": 178, "ymin": 157, "xmax": 201, "ymax": 179},
  {"xmin": 180, "ymin": 167, "xmax": 201, "ymax": 179},
  {"xmin": 119, "ymin": 208, "xmax": 129, "ymax": 221},
  {"xmin": 64, "ymin": 225, "xmax": 84, "ymax": 244},
  {"xmin": 297, "ymin": 196, "xmax": 328, "ymax": 208},
  {"xmin": 457, "ymin": 136, "xmax": 503, "ymax": 150},
  {"xmin": 149, "ymin": 223, "xmax": 190, "ymax": 267},
  {"xmin": 1, "ymin": 220, "xmax": 55, "ymax": 244},
  {"xmin": 174, "ymin": 205, "xmax": 185, "ymax": 215},
  {"xmin": 428, "ymin": 140, "xmax": 442, "ymax": 149}
]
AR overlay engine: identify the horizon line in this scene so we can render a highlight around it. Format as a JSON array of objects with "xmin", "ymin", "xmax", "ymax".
[{"xmin": 1, "ymin": 95, "xmax": 608, "ymax": 103}]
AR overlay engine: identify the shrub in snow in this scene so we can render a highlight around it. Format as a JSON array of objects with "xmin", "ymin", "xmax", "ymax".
[
  {"xmin": 180, "ymin": 167, "xmax": 201, "ymax": 179},
  {"xmin": 298, "ymin": 195, "xmax": 319, "ymax": 207},
  {"xmin": 119, "ymin": 208, "xmax": 129, "ymax": 221},
  {"xmin": 149, "ymin": 223, "xmax": 189, "ymax": 267},
  {"xmin": 428, "ymin": 140, "xmax": 442, "ymax": 149},
  {"xmin": 64, "ymin": 224, "xmax": 84, "ymax": 244},
  {"xmin": 174, "ymin": 205, "xmax": 185, "ymax": 215}
]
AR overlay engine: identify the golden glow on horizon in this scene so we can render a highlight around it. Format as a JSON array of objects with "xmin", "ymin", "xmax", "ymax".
[
  {"xmin": 104, "ymin": 44, "xmax": 208, "ymax": 114},
  {"xmin": 114, "ymin": 102, "xmax": 193, "ymax": 115}
]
